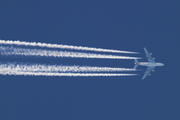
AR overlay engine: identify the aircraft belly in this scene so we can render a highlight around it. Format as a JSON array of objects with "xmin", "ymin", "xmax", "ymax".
[
  {"xmin": 139, "ymin": 63, "xmax": 148, "ymax": 66},
  {"xmin": 148, "ymin": 63, "xmax": 156, "ymax": 66}
]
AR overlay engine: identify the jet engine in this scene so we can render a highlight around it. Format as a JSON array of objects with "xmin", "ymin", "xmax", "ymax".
[
  {"xmin": 152, "ymin": 70, "xmax": 155, "ymax": 72},
  {"xmin": 149, "ymin": 53, "xmax": 152, "ymax": 55},
  {"xmin": 148, "ymin": 74, "xmax": 151, "ymax": 76},
  {"xmin": 153, "ymin": 58, "xmax": 155, "ymax": 60}
]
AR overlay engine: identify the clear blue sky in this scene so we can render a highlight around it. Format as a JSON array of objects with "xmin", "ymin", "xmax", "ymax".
[{"xmin": 0, "ymin": 0, "xmax": 180, "ymax": 120}]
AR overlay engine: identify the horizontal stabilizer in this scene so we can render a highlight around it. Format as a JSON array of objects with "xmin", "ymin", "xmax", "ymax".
[
  {"xmin": 134, "ymin": 59, "xmax": 139, "ymax": 63},
  {"xmin": 134, "ymin": 64, "xmax": 138, "ymax": 69}
]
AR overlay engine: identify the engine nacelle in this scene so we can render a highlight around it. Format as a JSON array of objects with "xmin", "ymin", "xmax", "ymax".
[
  {"xmin": 153, "ymin": 58, "xmax": 155, "ymax": 60},
  {"xmin": 152, "ymin": 70, "xmax": 155, "ymax": 72},
  {"xmin": 149, "ymin": 53, "xmax": 152, "ymax": 55},
  {"xmin": 148, "ymin": 74, "xmax": 151, "ymax": 76}
]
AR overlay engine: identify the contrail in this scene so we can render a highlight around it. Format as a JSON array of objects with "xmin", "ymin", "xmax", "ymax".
[
  {"xmin": 0, "ymin": 62, "xmax": 138, "ymax": 77},
  {"xmin": 0, "ymin": 71, "xmax": 137, "ymax": 77},
  {"xmin": 0, "ymin": 62, "xmax": 137, "ymax": 73},
  {"xmin": 0, "ymin": 39, "xmax": 139, "ymax": 54},
  {"xmin": 0, "ymin": 46, "xmax": 141, "ymax": 59}
]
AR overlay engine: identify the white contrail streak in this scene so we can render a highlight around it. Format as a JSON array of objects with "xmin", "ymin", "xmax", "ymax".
[
  {"xmin": 0, "ymin": 39, "xmax": 139, "ymax": 54},
  {"xmin": 0, "ymin": 62, "xmax": 138, "ymax": 77},
  {"xmin": 0, "ymin": 62, "xmax": 137, "ymax": 73},
  {"xmin": 0, "ymin": 46, "xmax": 141, "ymax": 59},
  {"xmin": 0, "ymin": 71, "xmax": 137, "ymax": 77}
]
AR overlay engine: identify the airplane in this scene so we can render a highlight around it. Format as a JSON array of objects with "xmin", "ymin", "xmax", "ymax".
[{"xmin": 133, "ymin": 47, "xmax": 164, "ymax": 80}]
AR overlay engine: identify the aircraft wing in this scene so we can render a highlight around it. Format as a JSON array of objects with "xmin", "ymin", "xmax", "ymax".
[
  {"xmin": 143, "ymin": 47, "xmax": 155, "ymax": 63},
  {"xmin": 142, "ymin": 66, "xmax": 156, "ymax": 80}
]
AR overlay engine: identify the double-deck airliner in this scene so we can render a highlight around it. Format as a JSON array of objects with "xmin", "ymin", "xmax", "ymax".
[{"xmin": 133, "ymin": 47, "xmax": 164, "ymax": 80}]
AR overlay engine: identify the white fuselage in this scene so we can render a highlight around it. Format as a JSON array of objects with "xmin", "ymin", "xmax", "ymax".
[{"xmin": 138, "ymin": 62, "xmax": 164, "ymax": 67}]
